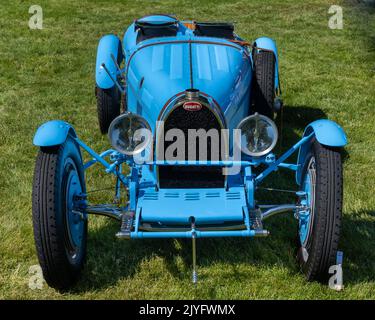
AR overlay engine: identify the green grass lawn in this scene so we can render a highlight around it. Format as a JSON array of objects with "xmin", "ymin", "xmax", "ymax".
[{"xmin": 0, "ymin": 0, "xmax": 374, "ymax": 299}]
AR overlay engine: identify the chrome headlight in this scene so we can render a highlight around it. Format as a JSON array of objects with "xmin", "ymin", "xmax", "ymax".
[
  {"xmin": 237, "ymin": 113, "xmax": 278, "ymax": 157},
  {"xmin": 108, "ymin": 113, "xmax": 152, "ymax": 155}
]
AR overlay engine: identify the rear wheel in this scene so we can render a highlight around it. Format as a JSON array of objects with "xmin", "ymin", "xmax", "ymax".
[
  {"xmin": 96, "ymin": 86, "xmax": 121, "ymax": 134},
  {"xmin": 252, "ymin": 50, "xmax": 276, "ymax": 119},
  {"xmin": 297, "ymin": 139, "xmax": 342, "ymax": 281},
  {"xmin": 32, "ymin": 138, "xmax": 87, "ymax": 290}
]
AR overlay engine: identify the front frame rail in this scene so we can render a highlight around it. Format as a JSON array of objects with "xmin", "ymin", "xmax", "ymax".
[{"xmin": 74, "ymin": 132, "xmax": 315, "ymax": 239}]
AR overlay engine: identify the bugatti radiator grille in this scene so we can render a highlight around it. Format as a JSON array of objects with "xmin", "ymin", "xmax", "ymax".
[{"xmin": 158, "ymin": 104, "xmax": 225, "ymax": 188}]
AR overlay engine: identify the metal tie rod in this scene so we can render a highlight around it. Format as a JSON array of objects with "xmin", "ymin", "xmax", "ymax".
[{"xmin": 261, "ymin": 204, "xmax": 296, "ymax": 220}]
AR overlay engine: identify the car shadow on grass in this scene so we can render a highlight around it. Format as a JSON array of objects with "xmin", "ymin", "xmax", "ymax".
[
  {"xmin": 339, "ymin": 209, "xmax": 375, "ymax": 284},
  {"xmin": 70, "ymin": 105, "xmax": 356, "ymax": 293},
  {"xmin": 278, "ymin": 105, "xmax": 349, "ymax": 162},
  {"xmin": 73, "ymin": 208, "xmax": 374, "ymax": 293},
  {"xmin": 71, "ymin": 216, "xmax": 301, "ymax": 293}
]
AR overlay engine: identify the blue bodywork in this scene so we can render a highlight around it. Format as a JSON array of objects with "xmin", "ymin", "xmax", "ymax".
[
  {"xmin": 139, "ymin": 187, "xmax": 246, "ymax": 224},
  {"xmin": 33, "ymin": 120, "xmax": 76, "ymax": 147},
  {"xmin": 296, "ymin": 119, "xmax": 347, "ymax": 185},
  {"xmin": 95, "ymin": 34, "xmax": 123, "ymax": 89},
  {"xmin": 122, "ymin": 20, "xmax": 253, "ymax": 134},
  {"xmin": 305, "ymin": 119, "xmax": 347, "ymax": 146},
  {"xmin": 35, "ymin": 15, "xmax": 347, "ymax": 240},
  {"xmin": 254, "ymin": 36, "xmax": 280, "ymax": 92}
]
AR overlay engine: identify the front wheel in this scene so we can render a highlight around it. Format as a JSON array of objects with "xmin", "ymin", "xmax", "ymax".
[
  {"xmin": 297, "ymin": 139, "xmax": 343, "ymax": 281},
  {"xmin": 32, "ymin": 138, "xmax": 87, "ymax": 290}
]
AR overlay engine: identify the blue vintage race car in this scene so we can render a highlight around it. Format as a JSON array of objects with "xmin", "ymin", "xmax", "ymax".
[{"xmin": 32, "ymin": 14, "xmax": 347, "ymax": 289}]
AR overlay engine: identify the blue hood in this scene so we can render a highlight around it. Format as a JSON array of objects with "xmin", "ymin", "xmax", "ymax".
[{"xmin": 123, "ymin": 20, "xmax": 252, "ymax": 132}]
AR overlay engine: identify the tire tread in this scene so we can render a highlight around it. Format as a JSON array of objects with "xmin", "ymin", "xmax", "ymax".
[
  {"xmin": 32, "ymin": 144, "xmax": 86, "ymax": 290},
  {"xmin": 96, "ymin": 86, "xmax": 121, "ymax": 134},
  {"xmin": 299, "ymin": 140, "xmax": 342, "ymax": 281},
  {"xmin": 252, "ymin": 51, "xmax": 275, "ymax": 118}
]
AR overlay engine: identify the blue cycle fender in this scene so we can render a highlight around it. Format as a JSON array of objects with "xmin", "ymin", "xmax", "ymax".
[
  {"xmin": 33, "ymin": 120, "xmax": 77, "ymax": 147},
  {"xmin": 254, "ymin": 37, "xmax": 279, "ymax": 92},
  {"xmin": 305, "ymin": 119, "xmax": 347, "ymax": 147},
  {"xmin": 95, "ymin": 34, "xmax": 123, "ymax": 89},
  {"xmin": 296, "ymin": 119, "xmax": 347, "ymax": 185}
]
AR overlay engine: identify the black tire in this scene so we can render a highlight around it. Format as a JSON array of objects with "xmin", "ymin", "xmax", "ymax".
[
  {"xmin": 96, "ymin": 86, "xmax": 121, "ymax": 134},
  {"xmin": 32, "ymin": 138, "xmax": 87, "ymax": 290},
  {"xmin": 252, "ymin": 50, "xmax": 275, "ymax": 119},
  {"xmin": 297, "ymin": 139, "xmax": 342, "ymax": 281}
]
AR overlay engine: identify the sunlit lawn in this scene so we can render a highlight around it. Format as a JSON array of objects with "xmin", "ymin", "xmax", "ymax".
[{"xmin": 0, "ymin": 0, "xmax": 374, "ymax": 299}]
